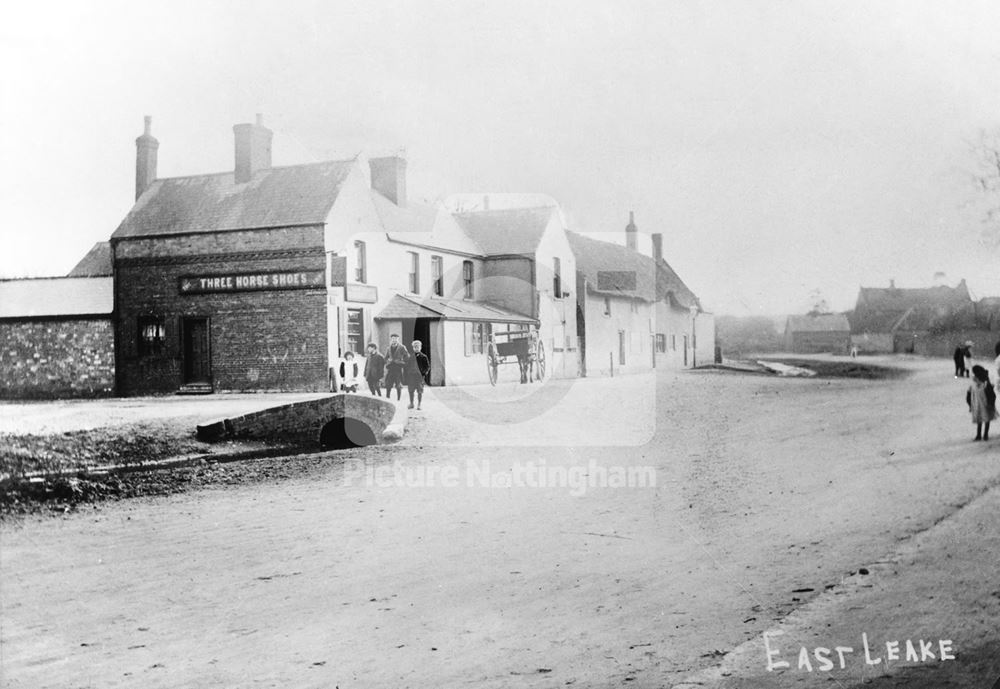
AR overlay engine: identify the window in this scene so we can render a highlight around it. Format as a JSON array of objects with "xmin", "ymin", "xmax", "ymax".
[
  {"xmin": 553, "ymin": 257, "xmax": 562, "ymax": 297},
  {"xmin": 656, "ymin": 333, "xmax": 666, "ymax": 353},
  {"xmin": 408, "ymin": 252, "xmax": 419, "ymax": 293},
  {"xmin": 603, "ymin": 297, "xmax": 611, "ymax": 316},
  {"xmin": 137, "ymin": 315, "xmax": 165, "ymax": 356},
  {"xmin": 671, "ymin": 335, "xmax": 677, "ymax": 351},
  {"xmin": 431, "ymin": 256, "xmax": 443, "ymax": 297},
  {"xmin": 354, "ymin": 241, "xmax": 366, "ymax": 283},
  {"xmin": 346, "ymin": 308, "xmax": 364, "ymax": 355},
  {"xmin": 464, "ymin": 322, "xmax": 489, "ymax": 355},
  {"xmin": 462, "ymin": 260, "xmax": 474, "ymax": 299}
]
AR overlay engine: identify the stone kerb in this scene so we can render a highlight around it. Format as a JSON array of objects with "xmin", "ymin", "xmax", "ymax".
[{"xmin": 196, "ymin": 394, "xmax": 396, "ymax": 446}]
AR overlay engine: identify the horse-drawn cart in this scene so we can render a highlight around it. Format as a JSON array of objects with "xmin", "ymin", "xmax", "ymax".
[{"xmin": 486, "ymin": 328, "xmax": 545, "ymax": 385}]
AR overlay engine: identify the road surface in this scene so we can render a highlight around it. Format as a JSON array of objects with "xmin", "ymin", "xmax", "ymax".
[{"xmin": 2, "ymin": 357, "xmax": 998, "ymax": 687}]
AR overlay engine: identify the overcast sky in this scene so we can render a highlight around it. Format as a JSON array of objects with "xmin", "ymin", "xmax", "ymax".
[{"xmin": 2, "ymin": 0, "xmax": 999, "ymax": 315}]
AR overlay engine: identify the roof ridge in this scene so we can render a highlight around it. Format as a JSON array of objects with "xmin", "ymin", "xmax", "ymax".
[
  {"xmin": 151, "ymin": 158, "xmax": 357, "ymax": 183},
  {"xmin": 453, "ymin": 204, "xmax": 555, "ymax": 216}
]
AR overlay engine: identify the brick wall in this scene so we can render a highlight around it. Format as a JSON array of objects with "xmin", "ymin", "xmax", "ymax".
[
  {"xmin": 114, "ymin": 226, "xmax": 330, "ymax": 395},
  {"xmin": 0, "ymin": 318, "xmax": 114, "ymax": 398}
]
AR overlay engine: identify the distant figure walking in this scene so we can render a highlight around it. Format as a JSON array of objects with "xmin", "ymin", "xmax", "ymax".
[
  {"xmin": 955, "ymin": 345, "xmax": 969, "ymax": 378},
  {"xmin": 994, "ymin": 341, "xmax": 1000, "ymax": 393},
  {"xmin": 363, "ymin": 343, "xmax": 386, "ymax": 397},
  {"xmin": 384, "ymin": 333, "xmax": 409, "ymax": 402},
  {"xmin": 405, "ymin": 340, "xmax": 430, "ymax": 410},
  {"xmin": 966, "ymin": 365, "xmax": 998, "ymax": 441},
  {"xmin": 963, "ymin": 341, "xmax": 974, "ymax": 377}
]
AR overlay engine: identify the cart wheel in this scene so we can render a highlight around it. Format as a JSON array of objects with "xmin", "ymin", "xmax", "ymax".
[
  {"xmin": 536, "ymin": 340, "xmax": 546, "ymax": 379},
  {"xmin": 487, "ymin": 343, "xmax": 499, "ymax": 386}
]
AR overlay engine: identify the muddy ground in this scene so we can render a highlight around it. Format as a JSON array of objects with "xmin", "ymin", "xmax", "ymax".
[{"xmin": 2, "ymin": 356, "xmax": 999, "ymax": 688}]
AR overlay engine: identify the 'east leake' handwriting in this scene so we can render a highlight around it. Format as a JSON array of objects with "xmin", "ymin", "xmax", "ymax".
[{"xmin": 764, "ymin": 631, "xmax": 955, "ymax": 672}]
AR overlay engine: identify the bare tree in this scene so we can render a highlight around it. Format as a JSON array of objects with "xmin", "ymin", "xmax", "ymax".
[{"xmin": 970, "ymin": 128, "xmax": 1000, "ymax": 245}]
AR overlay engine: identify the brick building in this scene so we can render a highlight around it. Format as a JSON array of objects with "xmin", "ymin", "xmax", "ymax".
[{"xmin": 112, "ymin": 116, "xmax": 347, "ymax": 394}]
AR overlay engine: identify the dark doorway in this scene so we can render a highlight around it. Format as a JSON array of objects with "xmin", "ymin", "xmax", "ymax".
[
  {"xmin": 182, "ymin": 317, "xmax": 211, "ymax": 384},
  {"xmin": 618, "ymin": 330, "xmax": 626, "ymax": 366},
  {"xmin": 320, "ymin": 417, "xmax": 377, "ymax": 449},
  {"xmin": 576, "ymin": 303, "xmax": 586, "ymax": 377}
]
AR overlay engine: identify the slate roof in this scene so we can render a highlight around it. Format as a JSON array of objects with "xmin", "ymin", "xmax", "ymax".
[
  {"xmin": 0, "ymin": 277, "xmax": 113, "ymax": 318},
  {"xmin": 374, "ymin": 192, "xmax": 483, "ymax": 255},
  {"xmin": 67, "ymin": 242, "xmax": 112, "ymax": 277},
  {"xmin": 375, "ymin": 294, "xmax": 536, "ymax": 324},
  {"xmin": 452, "ymin": 206, "xmax": 554, "ymax": 255},
  {"xmin": 112, "ymin": 160, "xmax": 356, "ymax": 238},
  {"xmin": 851, "ymin": 280, "xmax": 975, "ymax": 332},
  {"xmin": 785, "ymin": 313, "xmax": 851, "ymax": 333},
  {"xmin": 566, "ymin": 231, "xmax": 700, "ymax": 309}
]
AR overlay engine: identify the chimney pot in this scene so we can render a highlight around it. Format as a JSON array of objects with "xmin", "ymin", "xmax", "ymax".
[
  {"xmin": 135, "ymin": 115, "xmax": 159, "ymax": 200},
  {"xmin": 234, "ymin": 115, "xmax": 273, "ymax": 184},
  {"xmin": 369, "ymin": 156, "xmax": 407, "ymax": 206},
  {"xmin": 651, "ymin": 233, "xmax": 663, "ymax": 263},
  {"xmin": 625, "ymin": 210, "xmax": 638, "ymax": 251}
]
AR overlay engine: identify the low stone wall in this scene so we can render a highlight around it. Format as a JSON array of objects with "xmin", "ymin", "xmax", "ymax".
[
  {"xmin": 0, "ymin": 318, "xmax": 115, "ymax": 399},
  {"xmin": 196, "ymin": 394, "xmax": 397, "ymax": 446}
]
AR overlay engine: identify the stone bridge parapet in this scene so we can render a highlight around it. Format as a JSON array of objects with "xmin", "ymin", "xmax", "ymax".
[{"xmin": 196, "ymin": 394, "xmax": 397, "ymax": 448}]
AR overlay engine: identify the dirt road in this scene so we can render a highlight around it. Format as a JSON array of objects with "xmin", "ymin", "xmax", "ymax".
[{"xmin": 2, "ymin": 357, "xmax": 998, "ymax": 687}]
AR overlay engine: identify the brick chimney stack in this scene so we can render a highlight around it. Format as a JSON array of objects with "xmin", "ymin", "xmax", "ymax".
[
  {"xmin": 651, "ymin": 233, "xmax": 663, "ymax": 263},
  {"xmin": 233, "ymin": 113, "xmax": 273, "ymax": 184},
  {"xmin": 369, "ymin": 155, "xmax": 407, "ymax": 207},
  {"xmin": 135, "ymin": 115, "xmax": 159, "ymax": 200},
  {"xmin": 625, "ymin": 211, "xmax": 638, "ymax": 252}
]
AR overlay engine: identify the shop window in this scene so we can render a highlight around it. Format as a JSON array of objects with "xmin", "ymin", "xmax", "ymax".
[
  {"xmin": 137, "ymin": 315, "xmax": 165, "ymax": 356},
  {"xmin": 553, "ymin": 257, "xmax": 562, "ymax": 297},
  {"xmin": 346, "ymin": 308, "xmax": 364, "ymax": 354},
  {"xmin": 354, "ymin": 241, "xmax": 367, "ymax": 284},
  {"xmin": 656, "ymin": 333, "xmax": 666, "ymax": 352},
  {"xmin": 463, "ymin": 260, "xmax": 474, "ymax": 299},
  {"xmin": 431, "ymin": 255, "xmax": 443, "ymax": 297},
  {"xmin": 408, "ymin": 252, "xmax": 420, "ymax": 293},
  {"xmin": 464, "ymin": 322, "xmax": 488, "ymax": 356}
]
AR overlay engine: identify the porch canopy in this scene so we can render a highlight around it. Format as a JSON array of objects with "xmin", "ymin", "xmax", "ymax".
[{"xmin": 375, "ymin": 294, "xmax": 537, "ymax": 325}]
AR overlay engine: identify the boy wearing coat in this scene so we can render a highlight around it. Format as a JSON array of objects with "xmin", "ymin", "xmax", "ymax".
[
  {"xmin": 384, "ymin": 333, "xmax": 409, "ymax": 401},
  {"xmin": 363, "ymin": 343, "xmax": 386, "ymax": 397},
  {"xmin": 405, "ymin": 340, "xmax": 430, "ymax": 410}
]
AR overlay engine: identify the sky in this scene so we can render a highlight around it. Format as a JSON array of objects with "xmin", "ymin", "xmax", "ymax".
[{"xmin": 2, "ymin": 0, "xmax": 999, "ymax": 315}]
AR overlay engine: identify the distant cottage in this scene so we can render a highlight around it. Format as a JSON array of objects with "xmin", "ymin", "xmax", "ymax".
[
  {"xmin": 849, "ymin": 279, "xmax": 997, "ymax": 356},
  {"xmin": 783, "ymin": 313, "xmax": 851, "ymax": 354}
]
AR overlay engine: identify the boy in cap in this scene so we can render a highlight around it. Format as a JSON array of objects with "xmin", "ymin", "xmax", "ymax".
[
  {"xmin": 405, "ymin": 340, "xmax": 430, "ymax": 410},
  {"xmin": 384, "ymin": 333, "xmax": 409, "ymax": 401}
]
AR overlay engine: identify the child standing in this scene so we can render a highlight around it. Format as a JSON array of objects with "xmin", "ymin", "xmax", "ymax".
[
  {"xmin": 405, "ymin": 340, "xmax": 430, "ymax": 410},
  {"xmin": 339, "ymin": 351, "xmax": 360, "ymax": 393},
  {"xmin": 966, "ymin": 365, "xmax": 998, "ymax": 441}
]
